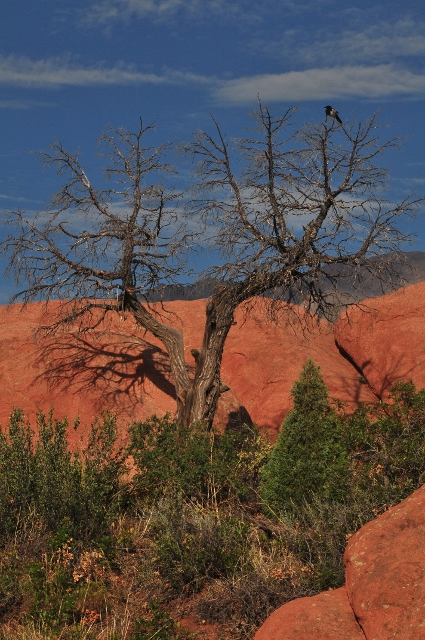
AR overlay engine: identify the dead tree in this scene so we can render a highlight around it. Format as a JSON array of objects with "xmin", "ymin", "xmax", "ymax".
[{"xmin": 1, "ymin": 108, "xmax": 422, "ymax": 427}]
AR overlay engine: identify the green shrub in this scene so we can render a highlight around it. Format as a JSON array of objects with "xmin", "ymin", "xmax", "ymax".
[
  {"xmin": 0, "ymin": 409, "xmax": 36, "ymax": 536},
  {"xmin": 260, "ymin": 360, "xmax": 349, "ymax": 517},
  {"xmin": 32, "ymin": 411, "xmax": 82, "ymax": 534},
  {"xmin": 0, "ymin": 409, "xmax": 127, "ymax": 542},
  {"xmin": 77, "ymin": 412, "xmax": 128, "ymax": 541},
  {"xmin": 22, "ymin": 538, "xmax": 109, "ymax": 633},
  {"xmin": 152, "ymin": 496, "xmax": 250, "ymax": 593},
  {"xmin": 128, "ymin": 415, "xmax": 269, "ymax": 506},
  {"xmin": 25, "ymin": 558, "xmax": 78, "ymax": 629},
  {"xmin": 347, "ymin": 380, "xmax": 425, "ymax": 506},
  {"xmin": 128, "ymin": 416, "xmax": 212, "ymax": 501}
]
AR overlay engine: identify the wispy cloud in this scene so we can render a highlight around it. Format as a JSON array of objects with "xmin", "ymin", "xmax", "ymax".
[
  {"xmin": 2, "ymin": 56, "xmax": 424, "ymax": 106},
  {"xmin": 0, "ymin": 99, "xmax": 56, "ymax": 110},
  {"xmin": 0, "ymin": 55, "xmax": 212, "ymax": 89},
  {"xmin": 81, "ymin": 0, "xmax": 343, "ymax": 27},
  {"xmin": 283, "ymin": 20, "xmax": 425, "ymax": 68},
  {"xmin": 0, "ymin": 194, "xmax": 42, "ymax": 204},
  {"xmin": 86, "ymin": 0, "xmax": 199, "ymax": 22},
  {"xmin": 214, "ymin": 65, "xmax": 425, "ymax": 104},
  {"xmin": 82, "ymin": 0, "xmax": 263, "ymax": 25}
]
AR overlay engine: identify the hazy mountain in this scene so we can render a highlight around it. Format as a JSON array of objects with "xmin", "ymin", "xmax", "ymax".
[{"xmin": 148, "ymin": 252, "xmax": 425, "ymax": 302}]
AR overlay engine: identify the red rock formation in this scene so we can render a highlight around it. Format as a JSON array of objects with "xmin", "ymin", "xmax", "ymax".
[
  {"xmin": 345, "ymin": 485, "xmax": 425, "ymax": 639},
  {"xmin": 223, "ymin": 300, "xmax": 376, "ymax": 437},
  {"xmin": 334, "ymin": 282, "xmax": 425, "ymax": 399},
  {"xmin": 255, "ymin": 483, "xmax": 425, "ymax": 639},
  {"xmin": 0, "ymin": 298, "xmax": 375, "ymax": 439},
  {"xmin": 254, "ymin": 587, "xmax": 365, "ymax": 640}
]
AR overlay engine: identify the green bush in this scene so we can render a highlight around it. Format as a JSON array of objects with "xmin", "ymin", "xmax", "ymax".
[
  {"xmin": 128, "ymin": 416, "xmax": 212, "ymax": 501},
  {"xmin": 260, "ymin": 360, "xmax": 350, "ymax": 517},
  {"xmin": 25, "ymin": 558, "xmax": 78, "ymax": 629},
  {"xmin": 347, "ymin": 380, "xmax": 425, "ymax": 506},
  {"xmin": 77, "ymin": 412, "xmax": 129, "ymax": 541},
  {"xmin": 0, "ymin": 409, "xmax": 127, "ymax": 542},
  {"xmin": 128, "ymin": 415, "xmax": 269, "ymax": 505},
  {"xmin": 151, "ymin": 496, "xmax": 250, "ymax": 593},
  {"xmin": 0, "ymin": 409, "xmax": 36, "ymax": 536}
]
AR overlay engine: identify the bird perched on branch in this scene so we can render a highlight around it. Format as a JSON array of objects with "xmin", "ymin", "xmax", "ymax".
[{"xmin": 325, "ymin": 105, "xmax": 342, "ymax": 124}]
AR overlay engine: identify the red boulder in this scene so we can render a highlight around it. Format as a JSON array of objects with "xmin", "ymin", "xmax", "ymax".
[
  {"xmin": 345, "ymin": 484, "xmax": 425, "ymax": 639},
  {"xmin": 255, "ymin": 484, "xmax": 425, "ymax": 639},
  {"xmin": 254, "ymin": 587, "xmax": 365, "ymax": 639}
]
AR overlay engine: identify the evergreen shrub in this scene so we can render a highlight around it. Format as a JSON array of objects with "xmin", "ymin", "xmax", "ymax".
[{"xmin": 260, "ymin": 359, "xmax": 350, "ymax": 517}]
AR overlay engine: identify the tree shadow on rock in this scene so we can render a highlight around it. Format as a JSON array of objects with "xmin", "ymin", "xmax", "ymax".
[{"xmin": 34, "ymin": 329, "xmax": 182, "ymax": 417}]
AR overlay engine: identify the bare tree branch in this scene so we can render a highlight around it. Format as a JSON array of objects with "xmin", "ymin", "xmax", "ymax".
[{"xmin": 1, "ymin": 107, "xmax": 423, "ymax": 428}]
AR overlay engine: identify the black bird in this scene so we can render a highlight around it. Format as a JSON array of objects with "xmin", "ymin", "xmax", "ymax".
[{"xmin": 325, "ymin": 105, "xmax": 342, "ymax": 124}]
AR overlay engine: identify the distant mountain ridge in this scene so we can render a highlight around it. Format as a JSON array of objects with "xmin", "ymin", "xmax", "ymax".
[{"xmin": 148, "ymin": 251, "xmax": 425, "ymax": 302}]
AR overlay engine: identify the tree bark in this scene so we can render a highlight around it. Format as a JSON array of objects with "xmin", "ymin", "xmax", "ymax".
[
  {"xmin": 126, "ymin": 289, "xmax": 236, "ymax": 428},
  {"xmin": 178, "ymin": 293, "xmax": 236, "ymax": 428}
]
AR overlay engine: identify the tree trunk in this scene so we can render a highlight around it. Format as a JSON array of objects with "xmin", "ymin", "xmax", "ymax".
[
  {"xmin": 177, "ymin": 294, "xmax": 236, "ymax": 428},
  {"xmin": 126, "ymin": 290, "xmax": 236, "ymax": 428}
]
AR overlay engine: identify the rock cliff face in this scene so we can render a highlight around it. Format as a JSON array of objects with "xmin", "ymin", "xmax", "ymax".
[
  {"xmin": 334, "ymin": 282, "xmax": 425, "ymax": 399},
  {"xmin": 1, "ymin": 282, "xmax": 425, "ymax": 439},
  {"xmin": 255, "ymin": 483, "xmax": 425, "ymax": 639},
  {"xmin": 0, "ymin": 298, "xmax": 375, "ymax": 439}
]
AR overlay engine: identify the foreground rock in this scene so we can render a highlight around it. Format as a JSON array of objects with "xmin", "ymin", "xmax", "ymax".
[
  {"xmin": 255, "ymin": 483, "xmax": 425, "ymax": 639},
  {"xmin": 254, "ymin": 587, "xmax": 365, "ymax": 640},
  {"xmin": 345, "ymin": 485, "xmax": 425, "ymax": 639},
  {"xmin": 0, "ymin": 298, "xmax": 375, "ymax": 438},
  {"xmin": 334, "ymin": 281, "xmax": 425, "ymax": 399}
]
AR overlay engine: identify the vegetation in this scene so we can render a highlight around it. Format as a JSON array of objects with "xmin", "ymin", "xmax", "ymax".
[
  {"xmin": 2, "ymin": 364, "xmax": 425, "ymax": 638},
  {"xmin": 260, "ymin": 360, "xmax": 350, "ymax": 517}
]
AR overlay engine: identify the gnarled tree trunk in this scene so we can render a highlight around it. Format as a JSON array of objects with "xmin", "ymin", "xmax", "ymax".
[{"xmin": 126, "ymin": 289, "xmax": 236, "ymax": 428}]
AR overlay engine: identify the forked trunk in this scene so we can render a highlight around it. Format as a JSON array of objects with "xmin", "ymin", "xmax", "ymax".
[{"xmin": 127, "ymin": 291, "xmax": 236, "ymax": 428}]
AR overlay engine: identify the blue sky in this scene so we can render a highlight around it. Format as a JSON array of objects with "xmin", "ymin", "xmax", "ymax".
[{"xmin": 0, "ymin": 0, "xmax": 424, "ymax": 303}]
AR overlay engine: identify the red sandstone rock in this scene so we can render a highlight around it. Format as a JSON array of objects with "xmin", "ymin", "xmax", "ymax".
[
  {"xmin": 254, "ymin": 587, "xmax": 365, "ymax": 640},
  {"xmin": 255, "ymin": 484, "xmax": 425, "ymax": 640},
  {"xmin": 223, "ymin": 300, "xmax": 376, "ymax": 437},
  {"xmin": 0, "ymin": 298, "xmax": 374, "ymax": 440},
  {"xmin": 344, "ymin": 484, "xmax": 425, "ymax": 639},
  {"xmin": 334, "ymin": 282, "xmax": 425, "ymax": 399}
]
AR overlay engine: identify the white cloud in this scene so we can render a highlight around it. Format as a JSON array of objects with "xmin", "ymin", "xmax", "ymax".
[
  {"xmin": 0, "ymin": 194, "xmax": 42, "ymax": 205},
  {"xmin": 290, "ymin": 20, "xmax": 425, "ymax": 67},
  {"xmin": 214, "ymin": 65, "xmax": 425, "ymax": 104},
  {"xmin": 0, "ymin": 55, "xmax": 212, "ymax": 89},
  {"xmin": 88, "ymin": 0, "xmax": 195, "ymax": 22},
  {"xmin": 2, "ymin": 56, "xmax": 424, "ymax": 105}
]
